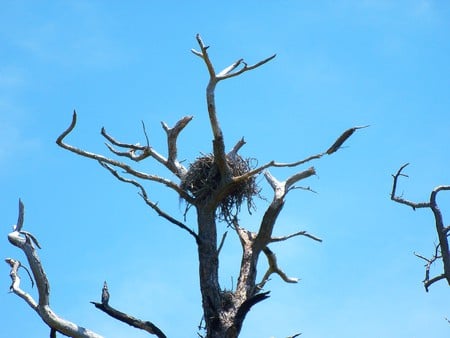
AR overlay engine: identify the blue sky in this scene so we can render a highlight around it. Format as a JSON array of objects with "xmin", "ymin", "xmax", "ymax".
[{"xmin": 1, "ymin": 1, "xmax": 450, "ymax": 337}]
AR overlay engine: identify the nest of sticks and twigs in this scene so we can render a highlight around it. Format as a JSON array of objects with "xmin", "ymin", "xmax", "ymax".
[{"xmin": 181, "ymin": 153, "xmax": 260, "ymax": 223}]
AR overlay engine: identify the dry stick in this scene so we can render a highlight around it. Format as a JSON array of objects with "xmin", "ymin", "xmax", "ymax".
[
  {"xmin": 91, "ymin": 282, "xmax": 167, "ymax": 338},
  {"xmin": 270, "ymin": 230, "xmax": 323, "ymax": 243}
]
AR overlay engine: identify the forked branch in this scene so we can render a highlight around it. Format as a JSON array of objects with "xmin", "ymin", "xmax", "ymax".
[
  {"xmin": 258, "ymin": 247, "xmax": 299, "ymax": 289},
  {"xmin": 391, "ymin": 163, "xmax": 450, "ymax": 290},
  {"xmin": 191, "ymin": 34, "xmax": 276, "ymax": 182},
  {"xmin": 57, "ymin": 111, "xmax": 193, "ymax": 202}
]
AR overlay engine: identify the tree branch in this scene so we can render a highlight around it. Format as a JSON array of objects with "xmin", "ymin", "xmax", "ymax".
[
  {"xmin": 233, "ymin": 291, "xmax": 270, "ymax": 335},
  {"xmin": 91, "ymin": 282, "xmax": 167, "ymax": 338},
  {"xmin": 99, "ymin": 162, "xmax": 200, "ymax": 243},
  {"xmin": 391, "ymin": 164, "xmax": 450, "ymax": 290},
  {"xmin": 233, "ymin": 125, "xmax": 365, "ymax": 187},
  {"xmin": 390, "ymin": 163, "xmax": 430, "ymax": 210},
  {"xmin": 270, "ymin": 230, "xmax": 322, "ymax": 243},
  {"xmin": 6, "ymin": 200, "xmax": 103, "ymax": 338},
  {"xmin": 257, "ymin": 247, "xmax": 299, "ymax": 289},
  {"xmin": 161, "ymin": 116, "xmax": 193, "ymax": 177},
  {"xmin": 192, "ymin": 34, "xmax": 277, "ymax": 187},
  {"xmin": 57, "ymin": 111, "xmax": 191, "ymax": 200}
]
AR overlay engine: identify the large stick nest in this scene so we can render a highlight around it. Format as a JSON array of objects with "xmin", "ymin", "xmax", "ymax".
[{"xmin": 181, "ymin": 153, "xmax": 260, "ymax": 223}]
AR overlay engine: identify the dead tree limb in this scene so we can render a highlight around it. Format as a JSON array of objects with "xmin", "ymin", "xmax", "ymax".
[
  {"xmin": 99, "ymin": 162, "xmax": 200, "ymax": 243},
  {"xmin": 91, "ymin": 282, "xmax": 167, "ymax": 338},
  {"xmin": 391, "ymin": 163, "xmax": 450, "ymax": 291},
  {"xmin": 6, "ymin": 200, "xmax": 103, "ymax": 338}
]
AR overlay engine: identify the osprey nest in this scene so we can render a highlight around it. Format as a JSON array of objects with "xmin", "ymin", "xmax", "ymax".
[{"xmin": 181, "ymin": 153, "xmax": 260, "ymax": 222}]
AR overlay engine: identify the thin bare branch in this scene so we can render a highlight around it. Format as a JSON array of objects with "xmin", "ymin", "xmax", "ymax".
[
  {"xmin": 5, "ymin": 258, "xmax": 38, "ymax": 310},
  {"xmin": 272, "ymin": 153, "xmax": 325, "ymax": 168},
  {"xmin": 57, "ymin": 112, "xmax": 189, "ymax": 197},
  {"xmin": 194, "ymin": 34, "xmax": 215, "ymax": 78},
  {"xmin": 217, "ymin": 54, "xmax": 276, "ymax": 81},
  {"xmin": 425, "ymin": 274, "xmax": 446, "ymax": 292},
  {"xmin": 217, "ymin": 58, "xmax": 244, "ymax": 77},
  {"xmin": 99, "ymin": 162, "xmax": 199, "ymax": 243},
  {"xmin": 391, "ymin": 163, "xmax": 430, "ymax": 210},
  {"xmin": 228, "ymin": 138, "xmax": 246, "ymax": 158},
  {"xmin": 233, "ymin": 161, "xmax": 275, "ymax": 185},
  {"xmin": 392, "ymin": 165, "xmax": 450, "ymax": 290},
  {"xmin": 217, "ymin": 231, "xmax": 228, "ymax": 255},
  {"xmin": 270, "ymin": 230, "xmax": 322, "ymax": 243},
  {"xmin": 91, "ymin": 282, "xmax": 166, "ymax": 338}
]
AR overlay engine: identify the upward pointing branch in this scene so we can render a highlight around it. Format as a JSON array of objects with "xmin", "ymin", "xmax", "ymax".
[{"xmin": 192, "ymin": 34, "xmax": 276, "ymax": 180}]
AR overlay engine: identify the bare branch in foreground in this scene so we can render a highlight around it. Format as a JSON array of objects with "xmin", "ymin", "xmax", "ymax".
[
  {"xmin": 6, "ymin": 200, "xmax": 103, "ymax": 338},
  {"xmin": 91, "ymin": 282, "xmax": 167, "ymax": 338}
]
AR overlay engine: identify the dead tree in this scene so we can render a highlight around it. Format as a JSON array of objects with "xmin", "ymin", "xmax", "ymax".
[
  {"xmin": 391, "ymin": 163, "xmax": 450, "ymax": 292},
  {"xmin": 6, "ymin": 35, "xmax": 363, "ymax": 338}
]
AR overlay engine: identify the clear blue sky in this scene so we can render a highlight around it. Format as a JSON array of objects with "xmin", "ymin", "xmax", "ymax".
[{"xmin": 2, "ymin": 1, "xmax": 450, "ymax": 337}]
